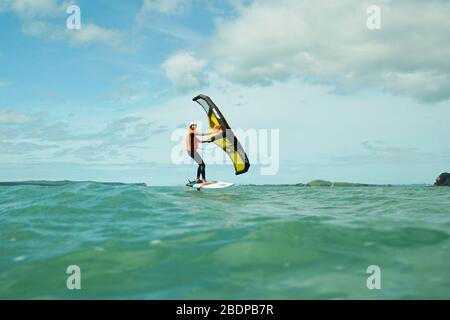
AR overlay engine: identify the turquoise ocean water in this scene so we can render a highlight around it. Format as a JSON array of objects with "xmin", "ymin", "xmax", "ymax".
[{"xmin": 0, "ymin": 182, "xmax": 449, "ymax": 299}]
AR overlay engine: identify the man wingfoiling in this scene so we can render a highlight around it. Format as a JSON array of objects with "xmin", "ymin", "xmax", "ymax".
[{"xmin": 185, "ymin": 122, "xmax": 215, "ymax": 183}]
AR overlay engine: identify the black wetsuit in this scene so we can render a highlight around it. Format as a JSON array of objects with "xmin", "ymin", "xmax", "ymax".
[{"xmin": 188, "ymin": 132, "xmax": 206, "ymax": 180}]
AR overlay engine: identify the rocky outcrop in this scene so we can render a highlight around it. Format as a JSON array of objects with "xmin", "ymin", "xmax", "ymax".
[{"xmin": 435, "ymin": 173, "xmax": 450, "ymax": 186}]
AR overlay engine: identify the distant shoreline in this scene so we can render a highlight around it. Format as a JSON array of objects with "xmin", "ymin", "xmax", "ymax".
[{"xmin": 0, "ymin": 180, "xmax": 435, "ymax": 188}]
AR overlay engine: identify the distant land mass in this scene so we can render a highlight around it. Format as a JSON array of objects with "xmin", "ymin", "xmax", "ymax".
[
  {"xmin": 0, "ymin": 178, "xmax": 444, "ymax": 187},
  {"xmin": 244, "ymin": 181, "xmax": 429, "ymax": 187},
  {"xmin": 303, "ymin": 180, "xmax": 390, "ymax": 187}
]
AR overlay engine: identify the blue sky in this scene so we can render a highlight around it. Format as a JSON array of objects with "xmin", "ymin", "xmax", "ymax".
[{"xmin": 1, "ymin": 0, "xmax": 449, "ymax": 186}]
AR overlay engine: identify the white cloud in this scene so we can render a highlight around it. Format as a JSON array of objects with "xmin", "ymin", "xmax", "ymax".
[
  {"xmin": 139, "ymin": 0, "xmax": 187, "ymax": 16},
  {"xmin": 66, "ymin": 23, "xmax": 125, "ymax": 49},
  {"xmin": 136, "ymin": 0, "xmax": 189, "ymax": 30},
  {"xmin": 19, "ymin": 19, "xmax": 126, "ymax": 50},
  {"xmin": 0, "ymin": 111, "xmax": 34, "ymax": 124},
  {"xmin": 0, "ymin": 111, "xmax": 168, "ymax": 165},
  {"xmin": 21, "ymin": 19, "xmax": 57, "ymax": 38},
  {"xmin": 2, "ymin": 0, "xmax": 61, "ymax": 17},
  {"xmin": 383, "ymin": 71, "xmax": 450, "ymax": 104},
  {"xmin": 193, "ymin": 0, "xmax": 450, "ymax": 103},
  {"xmin": 162, "ymin": 51, "xmax": 208, "ymax": 91},
  {"xmin": 104, "ymin": 82, "xmax": 151, "ymax": 103},
  {"xmin": 3, "ymin": 1, "xmax": 127, "ymax": 50}
]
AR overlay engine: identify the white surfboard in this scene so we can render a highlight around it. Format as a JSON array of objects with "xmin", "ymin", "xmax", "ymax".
[{"xmin": 186, "ymin": 180, "xmax": 234, "ymax": 190}]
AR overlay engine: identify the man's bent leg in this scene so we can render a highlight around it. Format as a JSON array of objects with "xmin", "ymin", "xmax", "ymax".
[{"xmin": 190, "ymin": 151, "xmax": 206, "ymax": 181}]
